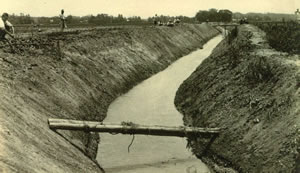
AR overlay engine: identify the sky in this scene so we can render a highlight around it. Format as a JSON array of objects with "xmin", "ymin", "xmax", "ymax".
[{"xmin": 2, "ymin": 0, "xmax": 300, "ymax": 18}]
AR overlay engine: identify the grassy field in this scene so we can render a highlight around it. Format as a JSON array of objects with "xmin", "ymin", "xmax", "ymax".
[{"xmin": 254, "ymin": 21, "xmax": 300, "ymax": 54}]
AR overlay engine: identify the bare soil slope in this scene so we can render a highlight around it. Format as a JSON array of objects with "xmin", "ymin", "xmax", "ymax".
[
  {"xmin": 175, "ymin": 25, "xmax": 300, "ymax": 173},
  {"xmin": 0, "ymin": 24, "xmax": 218, "ymax": 172}
]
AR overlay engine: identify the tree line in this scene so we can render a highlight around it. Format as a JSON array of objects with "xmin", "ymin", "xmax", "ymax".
[
  {"xmin": 233, "ymin": 12, "xmax": 296, "ymax": 22},
  {"xmin": 7, "ymin": 10, "xmax": 297, "ymax": 26},
  {"xmin": 9, "ymin": 13, "xmax": 144, "ymax": 25},
  {"xmin": 8, "ymin": 13, "xmax": 195, "ymax": 26},
  {"xmin": 194, "ymin": 9, "xmax": 297, "ymax": 23}
]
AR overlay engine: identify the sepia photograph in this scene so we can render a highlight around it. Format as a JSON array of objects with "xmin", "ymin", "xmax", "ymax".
[{"xmin": 0, "ymin": 0, "xmax": 299, "ymax": 172}]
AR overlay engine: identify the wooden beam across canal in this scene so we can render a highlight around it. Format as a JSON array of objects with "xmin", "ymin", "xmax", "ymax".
[
  {"xmin": 48, "ymin": 118, "xmax": 221, "ymax": 138},
  {"xmin": 211, "ymin": 24, "xmax": 239, "ymax": 27}
]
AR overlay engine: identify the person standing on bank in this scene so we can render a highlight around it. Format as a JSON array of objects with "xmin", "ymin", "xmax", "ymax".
[
  {"xmin": 154, "ymin": 14, "xmax": 158, "ymax": 25},
  {"xmin": 59, "ymin": 9, "xmax": 67, "ymax": 32},
  {"xmin": 1, "ymin": 13, "xmax": 14, "ymax": 36},
  {"xmin": 0, "ymin": 13, "xmax": 15, "ymax": 51},
  {"xmin": 295, "ymin": 9, "xmax": 300, "ymax": 23}
]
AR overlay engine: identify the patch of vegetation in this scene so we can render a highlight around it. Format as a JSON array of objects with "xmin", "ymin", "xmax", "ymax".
[
  {"xmin": 227, "ymin": 26, "xmax": 238, "ymax": 44},
  {"xmin": 245, "ymin": 55, "xmax": 274, "ymax": 83},
  {"xmin": 256, "ymin": 22, "xmax": 300, "ymax": 54},
  {"xmin": 222, "ymin": 30, "xmax": 252, "ymax": 69},
  {"xmin": 227, "ymin": 46, "xmax": 240, "ymax": 68}
]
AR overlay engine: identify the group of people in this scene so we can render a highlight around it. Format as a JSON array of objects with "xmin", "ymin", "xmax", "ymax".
[{"xmin": 153, "ymin": 14, "xmax": 181, "ymax": 27}]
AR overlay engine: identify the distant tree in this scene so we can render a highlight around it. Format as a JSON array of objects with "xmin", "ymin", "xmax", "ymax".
[
  {"xmin": 241, "ymin": 12, "xmax": 295, "ymax": 22},
  {"xmin": 247, "ymin": 14, "xmax": 263, "ymax": 21},
  {"xmin": 195, "ymin": 9, "xmax": 232, "ymax": 22},
  {"xmin": 127, "ymin": 16, "xmax": 142, "ymax": 22},
  {"xmin": 88, "ymin": 15, "xmax": 96, "ymax": 24},
  {"xmin": 195, "ymin": 10, "xmax": 210, "ymax": 22},
  {"xmin": 208, "ymin": 8, "xmax": 219, "ymax": 21},
  {"xmin": 218, "ymin": 9, "xmax": 233, "ymax": 22},
  {"xmin": 114, "ymin": 14, "xmax": 126, "ymax": 23},
  {"xmin": 9, "ymin": 13, "xmax": 33, "ymax": 24},
  {"xmin": 233, "ymin": 12, "xmax": 243, "ymax": 20},
  {"xmin": 66, "ymin": 15, "xmax": 73, "ymax": 24},
  {"xmin": 263, "ymin": 16, "xmax": 271, "ymax": 21},
  {"xmin": 176, "ymin": 15, "xmax": 195, "ymax": 23}
]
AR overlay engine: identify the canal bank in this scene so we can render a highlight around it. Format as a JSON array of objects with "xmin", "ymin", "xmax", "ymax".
[
  {"xmin": 175, "ymin": 25, "xmax": 300, "ymax": 172},
  {"xmin": 0, "ymin": 24, "xmax": 219, "ymax": 172}
]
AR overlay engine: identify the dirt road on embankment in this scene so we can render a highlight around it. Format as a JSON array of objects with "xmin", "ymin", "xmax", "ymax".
[
  {"xmin": 0, "ymin": 24, "xmax": 218, "ymax": 172},
  {"xmin": 175, "ymin": 24, "xmax": 300, "ymax": 173}
]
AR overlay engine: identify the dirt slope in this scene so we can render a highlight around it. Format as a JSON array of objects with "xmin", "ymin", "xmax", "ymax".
[
  {"xmin": 175, "ymin": 25, "xmax": 300, "ymax": 173},
  {"xmin": 0, "ymin": 24, "xmax": 219, "ymax": 172}
]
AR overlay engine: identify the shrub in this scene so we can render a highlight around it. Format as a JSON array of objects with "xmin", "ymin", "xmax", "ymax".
[
  {"xmin": 227, "ymin": 46, "xmax": 240, "ymax": 68},
  {"xmin": 227, "ymin": 26, "xmax": 238, "ymax": 44},
  {"xmin": 246, "ymin": 55, "xmax": 274, "ymax": 82}
]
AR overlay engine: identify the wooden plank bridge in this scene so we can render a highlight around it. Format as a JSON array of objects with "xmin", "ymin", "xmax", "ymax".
[
  {"xmin": 210, "ymin": 23, "xmax": 239, "ymax": 36},
  {"xmin": 48, "ymin": 118, "xmax": 221, "ymax": 138}
]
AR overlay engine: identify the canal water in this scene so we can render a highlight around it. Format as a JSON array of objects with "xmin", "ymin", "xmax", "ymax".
[{"xmin": 96, "ymin": 35, "xmax": 222, "ymax": 173}]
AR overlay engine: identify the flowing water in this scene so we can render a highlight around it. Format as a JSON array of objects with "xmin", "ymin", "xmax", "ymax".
[{"xmin": 96, "ymin": 35, "xmax": 222, "ymax": 173}]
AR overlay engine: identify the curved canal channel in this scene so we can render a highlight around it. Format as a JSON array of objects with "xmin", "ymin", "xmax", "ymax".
[{"xmin": 96, "ymin": 35, "xmax": 223, "ymax": 173}]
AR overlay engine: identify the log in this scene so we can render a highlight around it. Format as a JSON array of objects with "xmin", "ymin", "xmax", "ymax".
[
  {"xmin": 212, "ymin": 24, "xmax": 239, "ymax": 27},
  {"xmin": 48, "ymin": 118, "xmax": 221, "ymax": 138}
]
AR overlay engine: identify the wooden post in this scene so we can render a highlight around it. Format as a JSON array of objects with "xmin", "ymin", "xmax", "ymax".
[{"xmin": 48, "ymin": 118, "xmax": 221, "ymax": 138}]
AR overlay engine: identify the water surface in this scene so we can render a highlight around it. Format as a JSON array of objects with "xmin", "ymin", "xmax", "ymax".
[{"xmin": 97, "ymin": 35, "xmax": 222, "ymax": 173}]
